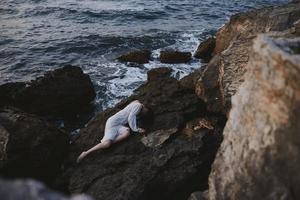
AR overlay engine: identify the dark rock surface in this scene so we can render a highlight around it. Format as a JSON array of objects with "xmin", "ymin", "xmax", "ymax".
[
  {"xmin": 0, "ymin": 179, "xmax": 93, "ymax": 200},
  {"xmin": 159, "ymin": 51, "xmax": 192, "ymax": 64},
  {"xmin": 0, "ymin": 108, "xmax": 68, "ymax": 184},
  {"xmin": 146, "ymin": 67, "xmax": 172, "ymax": 82},
  {"xmin": 0, "ymin": 65, "xmax": 96, "ymax": 117},
  {"xmin": 194, "ymin": 37, "xmax": 216, "ymax": 62},
  {"xmin": 179, "ymin": 67, "xmax": 206, "ymax": 91},
  {"xmin": 63, "ymin": 68, "xmax": 225, "ymax": 200},
  {"xmin": 117, "ymin": 49, "xmax": 151, "ymax": 64}
]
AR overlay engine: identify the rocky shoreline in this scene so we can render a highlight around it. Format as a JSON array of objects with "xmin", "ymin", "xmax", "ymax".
[{"xmin": 1, "ymin": 1, "xmax": 300, "ymax": 200}]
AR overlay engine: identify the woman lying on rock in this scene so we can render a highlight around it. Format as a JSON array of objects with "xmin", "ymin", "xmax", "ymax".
[{"xmin": 77, "ymin": 100, "xmax": 152, "ymax": 163}]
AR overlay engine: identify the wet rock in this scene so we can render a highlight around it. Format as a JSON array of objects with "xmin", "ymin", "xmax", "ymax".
[
  {"xmin": 208, "ymin": 35, "xmax": 300, "ymax": 200},
  {"xmin": 63, "ymin": 68, "xmax": 225, "ymax": 200},
  {"xmin": 197, "ymin": 3, "xmax": 300, "ymax": 114},
  {"xmin": 194, "ymin": 37, "xmax": 216, "ymax": 62},
  {"xmin": 117, "ymin": 49, "xmax": 151, "ymax": 64},
  {"xmin": 140, "ymin": 128, "xmax": 178, "ymax": 148},
  {"xmin": 0, "ymin": 108, "xmax": 68, "ymax": 184},
  {"xmin": 159, "ymin": 50, "xmax": 192, "ymax": 64},
  {"xmin": 147, "ymin": 67, "xmax": 172, "ymax": 82},
  {"xmin": 0, "ymin": 179, "xmax": 93, "ymax": 200},
  {"xmin": 0, "ymin": 65, "xmax": 96, "ymax": 117}
]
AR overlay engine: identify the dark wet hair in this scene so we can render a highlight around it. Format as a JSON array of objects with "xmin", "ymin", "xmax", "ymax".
[{"xmin": 139, "ymin": 101, "xmax": 154, "ymax": 129}]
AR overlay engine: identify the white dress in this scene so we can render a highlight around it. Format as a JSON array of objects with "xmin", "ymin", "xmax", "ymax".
[{"xmin": 101, "ymin": 100, "xmax": 142, "ymax": 142}]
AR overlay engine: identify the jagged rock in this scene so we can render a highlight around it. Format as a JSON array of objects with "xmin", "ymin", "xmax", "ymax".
[
  {"xmin": 63, "ymin": 68, "xmax": 225, "ymax": 200},
  {"xmin": 0, "ymin": 108, "xmax": 68, "ymax": 184},
  {"xmin": 198, "ymin": 3, "xmax": 300, "ymax": 114},
  {"xmin": 194, "ymin": 37, "xmax": 216, "ymax": 62},
  {"xmin": 179, "ymin": 67, "xmax": 206, "ymax": 91},
  {"xmin": 160, "ymin": 51, "xmax": 192, "ymax": 64},
  {"xmin": 147, "ymin": 67, "xmax": 172, "ymax": 81},
  {"xmin": 208, "ymin": 35, "xmax": 300, "ymax": 200},
  {"xmin": 195, "ymin": 56, "xmax": 224, "ymax": 113},
  {"xmin": 0, "ymin": 179, "xmax": 93, "ymax": 200},
  {"xmin": 0, "ymin": 65, "xmax": 96, "ymax": 117},
  {"xmin": 140, "ymin": 128, "xmax": 178, "ymax": 148},
  {"xmin": 117, "ymin": 49, "xmax": 151, "ymax": 64}
]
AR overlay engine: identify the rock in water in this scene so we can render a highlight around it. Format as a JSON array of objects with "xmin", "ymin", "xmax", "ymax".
[
  {"xmin": 63, "ymin": 68, "xmax": 225, "ymax": 200},
  {"xmin": 117, "ymin": 49, "xmax": 151, "ymax": 64},
  {"xmin": 0, "ymin": 65, "xmax": 96, "ymax": 117},
  {"xmin": 194, "ymin": 37, "xmax": 216, "ymax": 62},
  {"xmin": 0, "ymin": 108, "xmax": 68, "ymax": 184},
  {"xmin": 160, "ymin": 51, "xmax": 192, "ymax": 63},
  {"xmin": 146, "ymin": 67, "xmax": 172, "ymax": 81},
  {"xmin": 208, "ymin": 35, "xmax": 300, "ymax": 200},
  {"xmin": 197, "ymin": 3, "xmax": 300, "ymax": 114},
  {"xmin": 0, "ymin": 179, "xmax": 93, "ymax": 200}
]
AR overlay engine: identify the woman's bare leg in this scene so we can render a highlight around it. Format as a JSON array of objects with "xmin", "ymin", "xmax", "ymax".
[
  {"xmin": 77, "ymin": 140, "xmax": 112, "ymax": 163},
  {"xmin": 113, "ymin": 127, "xmax": 130, "ymax": 144}
]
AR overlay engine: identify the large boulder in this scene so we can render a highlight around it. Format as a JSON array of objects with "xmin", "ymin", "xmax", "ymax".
[
  {"xmin": 208, "ymin": 35, "xmax": 300, "ymax": 199},
  {"xmin": 117, "ymin": 49, "xmax": 151, "ymax": 64},
  {"xmin": 197, "ymin": 3, "xmax": 300, "ymax": 114},
  {"xmin": 0, "ymin": 108, "xmax": 68, "ymax": 184},
  {"xmin": 160, "ymin": 51, "xmax": 192, "ymax": 64},
  {"xmin": 194, "ymin": 37, "xmax": 216, "ymax": 62},
  {"xmin": 63, "ymin": 68, "xmax": 226, "ymax": 200},
  {"xmin": 0, "ymin": 179, "xmax": 93, "ymax": 200},
  {"xmin": 0, "ymin": 65, "xmax": 96, "ymax": 117}
]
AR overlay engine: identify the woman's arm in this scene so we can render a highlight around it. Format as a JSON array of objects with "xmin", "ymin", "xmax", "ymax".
[{"xmin": 128, "ymin": 103, "xmax": 142, "ymax": 132}]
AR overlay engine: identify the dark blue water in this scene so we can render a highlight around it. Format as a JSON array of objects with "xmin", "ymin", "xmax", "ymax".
[{"xmin": 0, "ymin": 0, "xmax": 288, "ymax": 111}]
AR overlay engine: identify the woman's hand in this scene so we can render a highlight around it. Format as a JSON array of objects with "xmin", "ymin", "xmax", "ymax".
[{"xmin": 138, "ymin": 128, "xmax": 146, "ymax": 134}]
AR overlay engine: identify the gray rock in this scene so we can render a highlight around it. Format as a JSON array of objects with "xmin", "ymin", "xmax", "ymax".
[
  {"xmin": 0, "ymin": 179, "xmax": 93, "ymax": 200},
  {"xmin": 140, "ymin": 128, "xmax": 178, "ymax": 148}
]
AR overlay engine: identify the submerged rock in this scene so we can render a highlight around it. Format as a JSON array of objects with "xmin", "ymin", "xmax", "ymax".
[
  {"xmin": 159, "ymin": 51, "xmax": 192, "ymax": 64},
  {"xmin": 194, "ymin": 37, "xmax": 216, "ymax": 62},
  {"xmin": 208, "ymin": 35, "xmax": 300, "ymax": 200},
  {"xmin": 0, "ymin": 65, "xmax": 96, "ymax": 117},
  {"xmin": 197, "ymin": 3, "xmax": 300, "ymax": 114},
  {"xmin": 0, "ymin": 108, "xmax": 68, "ymax": 184},
  {"xmin": 63, "ymin": 67, "xmax": 225, "ymax": 200},
  {"xmin": 0, "ymin": 179, "xmax": 93, "ymax": 200},
  {"xmin": 117, "ymin": 49, "xmax": 151, "ymax": 64}
]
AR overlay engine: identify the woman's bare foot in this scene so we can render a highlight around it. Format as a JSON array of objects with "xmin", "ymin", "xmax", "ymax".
[{"xmin": 77, "ymin": 151, "xmax": 88, "ymax": 163}]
